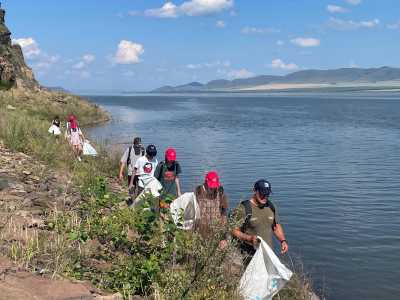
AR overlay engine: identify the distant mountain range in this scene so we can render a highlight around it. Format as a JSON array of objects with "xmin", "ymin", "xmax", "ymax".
[{"xmin": 152, "ymin": 66, "xmax": 400, "ymax": 92}]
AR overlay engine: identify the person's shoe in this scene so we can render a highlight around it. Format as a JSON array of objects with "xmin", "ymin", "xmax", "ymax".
[
  {"xmin": 77, "ymin": 157, "xmax": 82, "ymax": 162},
  {"xmin": 126, "ymin": 198, "xmax": 133, "ymax": 206}
]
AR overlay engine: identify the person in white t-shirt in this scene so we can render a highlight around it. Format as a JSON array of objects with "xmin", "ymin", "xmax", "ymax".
[
  {"xmin": 118, "ymin": 137, "xmax": 144, "ymax": 186},
  {"xmin": 129, "ymin": 144, "xmax": 158, "ymax": 199}
]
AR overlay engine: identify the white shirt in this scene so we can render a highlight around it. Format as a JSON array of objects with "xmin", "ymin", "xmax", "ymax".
[
  {"xmin": 135, "ymin": 156, "xmax": 158, "ymax": 187},
  {"xmin": 120, "ymin": 146, "xmax": 143, "ymax": 176}
]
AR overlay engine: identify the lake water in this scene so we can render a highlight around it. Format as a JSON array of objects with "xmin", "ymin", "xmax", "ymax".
[{"xmin": 86, "ymin": 92, "xmax": 400, "ymax": 300}]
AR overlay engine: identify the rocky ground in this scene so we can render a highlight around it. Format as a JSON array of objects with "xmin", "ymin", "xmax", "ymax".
[{"xmin": 0, "ymin": 142, "xmax": 125, "ymax": 300}]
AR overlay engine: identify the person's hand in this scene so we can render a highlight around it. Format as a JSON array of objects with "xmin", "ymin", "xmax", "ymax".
[
  {"xmin": 280, "ymin": 240, "xmax": 289, "ymax": 254},
  {"xmin": 118, "ymin": 174, "xmax": 124, "ymax": 184},
  {"xmin": 219, "ymin": 239, "xmax": 228, "ymax": 250},
  {"xmin": 248, "ymin": 235, "xmax": 260, "ymax": 247}
]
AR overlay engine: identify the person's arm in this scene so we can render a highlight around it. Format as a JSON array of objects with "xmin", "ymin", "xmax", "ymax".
[
  {"xmin": 270, "ymin": 201, "xmax": 288, "ymax": 253},
  {"xmin": 129, "ymin": 168, "xmax": 137, "ymax": 188},
  {"xmin": 154, "ymin": 163, "xmax": 161, "ymax": 181},
  {"xmin": 273, "ymin": 224, "xmax": 288, "ymax": 254},
  {"xmin": 230, "ymin": 204, "xmax": 259, "ymax": 247},
  {"xmin": 175, "ymin": 176, "xmax": 181, "ymax": 197},
  {"xmin": 119, "ymin": 150, "xmax": 128, "ymax": 182},
  {"xmin": 231, "ymin": 227, "xmax": 259, "ymax": 246},
  {"xmin": 118, "ymin": 162, "xmax": 125, "ymax": 182},
  {"xmin": 175, "ymin": 163, "xmax": 182, "ymax": 196}
]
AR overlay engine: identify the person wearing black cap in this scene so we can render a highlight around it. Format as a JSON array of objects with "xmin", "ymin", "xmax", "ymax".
[
  {"xmin": 129, "ymin": 144, "xmax": 158, "ymax": 199},
  {"xmin": 231, "ymin": 179, "xmax": 288, "ymax": 263}
]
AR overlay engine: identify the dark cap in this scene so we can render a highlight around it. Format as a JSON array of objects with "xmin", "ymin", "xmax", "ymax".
[
  {"xmin": 146, "ymin": 144, "xmax": 157, "ymax": 157},
  {"xmin": 254, "ymin": 179, "xmax": 272, "ymax": 196}
]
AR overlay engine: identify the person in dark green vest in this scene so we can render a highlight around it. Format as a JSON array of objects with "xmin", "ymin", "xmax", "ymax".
[
  {"xmin": 231, "ymin": 179, "xmax": 289, "ymax": 264},
  {"xmin": 154, "ymin": 147, "xmax": 182, "ymax": 207}
]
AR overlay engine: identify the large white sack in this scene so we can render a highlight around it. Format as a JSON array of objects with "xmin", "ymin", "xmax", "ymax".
[
  {"xmin": 134, "ymin": 177, "xmax": 163, "ymax": 205},
  {"xmin": 48, "ymin": 124, "xmax": 61, "ymax": 135},
  {"xmin": 82, "ymin": 140, "xmax": 97, "ymax": 156},
  {"xmin": 170, "ymin": 192, "xmax": 200, "ymax": 230},
  {"xmin": 239, "ymin": 237, "xmax": 293, "ymax": 300}
]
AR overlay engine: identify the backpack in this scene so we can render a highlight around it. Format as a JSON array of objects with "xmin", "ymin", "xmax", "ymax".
[
  {"xmin": 126, "ymin": 146, "xmax": 132, "ymax": 166},
  {"xmin": 240, "ymin": 200, "xmax": 276, "ymax": 233},
  {"xmin": 127, "ymin": 145, "xmax": 144, "ymax": 166}
]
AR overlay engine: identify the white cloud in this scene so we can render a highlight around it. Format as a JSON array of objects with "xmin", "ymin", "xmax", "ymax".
[
  {"xmin": 227, "ymin": 68, "xmax": 254, "ymax": 79},
  {"xmin": 276, "ymin": 40, "xmax": 285, "ymax": 46},
  {"xmin": 12, "ymin": 37, "xmax": 41, "ymax": 59},
  {"xmin": 83, "ymin": 54, "xmax": 95, "ymax": 63},
  {"xmin": 241, "ymin": 26, "xmax": 280, "ymax": 34},
  {"xmin": 145, "ymin": 2, "xmax": 178, "ymax": 18},
  {"xmin": 291, "ymin": 37, "xmax": 320, "ymax": 47},
  {"xmin": 72, "ymin": 54, "xmax": 95, "ymax": 69},
  {"xmin": 72, "ymin": 61, "xmax": 85, "ymax": 69},
  {"xmin": 180, "ymin": 0, "xmax": 233, "ymax": 16},
  {"xmin": 271, "ymin": 59, "xmax": 299, "ymax": 70},
  {"xmin": 127, "ymin": 11, "xmax": 140, "ymax": 17},
  {"xmin": 387, "ymin": 22, "xmax": 400, "ymax": 30},
  {"xmin": 31, "ymin": 55, "xmax": 59, "ymax": 72},
  {"xmin": 145, "ymin": 0, "xmax": 233, "ymax": 18},
  {"xmin": 328, "ymin": 17, "xmax": 380, "ymax": 30},
  {"xmin": 216, "ymin": 20, "xmax": 226, "ymax": 28},
  {"xmin": 186, "ymin": 60, "xmax": 230, "ymax": 69},
  {"xmin": 113, "ymin": 40, "xmax": 144, "ymax": 64},
  {"xmin": 327, "ymin": 5, "xmax": 348, "ymax": 13},
  {"xmin": 345, "ymin": 0, "xmax": 362, "ymax": 5}
]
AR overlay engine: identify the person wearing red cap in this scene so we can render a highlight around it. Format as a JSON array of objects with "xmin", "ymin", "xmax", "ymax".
[
  {"xmin": 154, "ymin": 147, "xmax": 182, "ymax": 200},
  {"xmin": 194, "ymin": 171, "xmax": 229, "ymax": 248}
]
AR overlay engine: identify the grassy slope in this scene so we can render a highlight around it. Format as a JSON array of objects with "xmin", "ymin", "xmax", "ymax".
[{"xmin": 0, "ymin": 89, "xmax": 315, "ymax": 299}]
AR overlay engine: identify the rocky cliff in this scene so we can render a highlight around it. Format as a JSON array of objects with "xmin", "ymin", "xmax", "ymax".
[{"xmin": 0, "ymin": 8, "xmax": 39, "ymax": 90}]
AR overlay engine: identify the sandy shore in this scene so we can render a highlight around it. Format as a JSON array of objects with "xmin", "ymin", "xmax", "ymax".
[{"xmin": 235, "ymin": 81, "xmax": 400, "ymax": 91}]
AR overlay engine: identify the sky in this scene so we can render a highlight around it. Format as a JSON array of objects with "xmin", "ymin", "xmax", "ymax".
[{"xmin": 3, "ymin": 0, "xmax": 400, "ymax": 91}]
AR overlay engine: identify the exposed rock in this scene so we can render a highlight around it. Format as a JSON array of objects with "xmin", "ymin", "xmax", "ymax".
[
  {"xmin": 0, "ymin": 256, "xmax": 94, "ymax": 300},
  {"xmin": 0, "ymin": 178, "xmax": 8, "ymax": 190},
  {"xmin": 0, "ymin": 8, "xmax": 39, "ymax": 90}
]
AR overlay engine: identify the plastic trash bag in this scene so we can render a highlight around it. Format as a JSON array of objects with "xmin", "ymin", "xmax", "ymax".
[
  {"xmin": 48, "ymin": 125, "xmax": 61, "ymax": 135},
  {"xmin": 134, "ymin": 177, "xmax": 163, "ymax": 206},
  {"xmin": 82, "ymin": 140, "xmax": 97, "ymax": 156},
  {"xmin": 239, "ymin": 237, "xmax": 293, "ymax": 300},
  {"xmin": 170, "ymin": 192, "xmax": 200, "ymax": 230}
]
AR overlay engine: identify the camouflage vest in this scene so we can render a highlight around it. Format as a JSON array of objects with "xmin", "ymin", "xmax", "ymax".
[{"xmin": 196, "ymin": 185, "xmax": 223, "ymax": 230}]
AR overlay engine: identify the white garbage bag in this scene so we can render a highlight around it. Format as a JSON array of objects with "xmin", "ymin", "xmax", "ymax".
[
  {"xmin": 48, "ymin": 124, "xmax": 61, "ymax": 135},
  {"xmin": 134, "ymin": 177, "xmax": 163, "ymax": 205},
  {"xmin": 82, "ymin": 140, "xmax": 97, "ymax": 156},
  {"xmin": 239, "ymin": 237, "xmax": 293, "ymax": 300},
  {"xmin": 170, "ymin": 192, "xmax": 200, "ymax": 230}
]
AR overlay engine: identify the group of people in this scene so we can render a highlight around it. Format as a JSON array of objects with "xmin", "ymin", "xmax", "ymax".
[
  {"xmin": 48, "ymin": 114, "xmax": 85, "ymax": 161},
  {"xmin": 119, "ymin": 136, "xmax": 289, "ymax": 265}
]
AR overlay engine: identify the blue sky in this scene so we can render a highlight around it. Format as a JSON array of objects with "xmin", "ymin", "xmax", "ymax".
[{"xmin": 4, "ymin": 0, "xmax": 400, "ymax": 91}]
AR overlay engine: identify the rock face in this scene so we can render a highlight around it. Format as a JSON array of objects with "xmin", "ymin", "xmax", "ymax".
[{"xmin": 0, "ymin": 8, "xmax": 39, "ymax": 90}]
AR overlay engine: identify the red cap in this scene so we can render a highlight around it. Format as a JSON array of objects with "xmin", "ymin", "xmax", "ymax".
[
  {"xmin": 165, "ymin": 147, "xmax": 177, "ymax": 161},
  {"xmin": 205, "ymin": 171, "xmax": 220, "ymax": 189}
]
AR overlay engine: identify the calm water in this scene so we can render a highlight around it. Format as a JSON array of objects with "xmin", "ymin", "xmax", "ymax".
[{"xmin": 86, "ymin": 93, "xmax": 400, "ymax": 300}]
